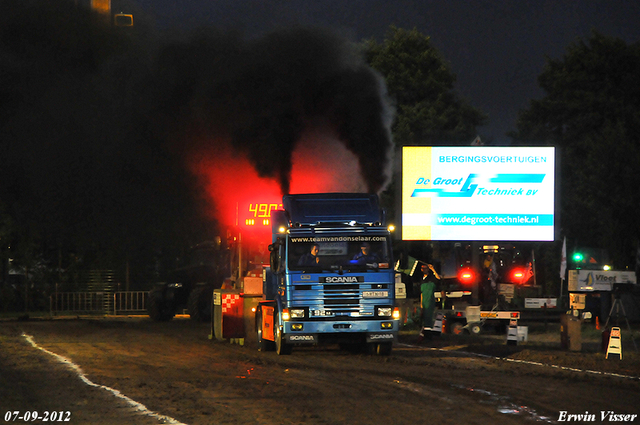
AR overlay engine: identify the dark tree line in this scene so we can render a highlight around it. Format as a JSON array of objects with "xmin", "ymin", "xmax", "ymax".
[
  {"xmin": 364, "ymin": 26, "xmax": 487, "ymax": 147},
  {"xmin": 511, "ymin": 31, "xmax": 640, "ymax": 272}
]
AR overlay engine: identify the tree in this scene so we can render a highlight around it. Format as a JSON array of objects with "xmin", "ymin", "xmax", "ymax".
[
  {"xmin": 363, "ymin": 27, "xmax": 487, "ymax": 227},
  {"xmin": 363, "ymin": 26, "xmax": 487, "ymax": 147},
  {"xmin": 511, "ymin": 31, "xmax": 640, "ymax": 269}
]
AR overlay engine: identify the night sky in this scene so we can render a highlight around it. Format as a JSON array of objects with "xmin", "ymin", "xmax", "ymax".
[
  {"xmin": 2, "ymin": 0, "xmax": 639, "ymax": 282},
  {"xmin": 126, "ymin": 0, "xmax": 640, "ymax": 143}
]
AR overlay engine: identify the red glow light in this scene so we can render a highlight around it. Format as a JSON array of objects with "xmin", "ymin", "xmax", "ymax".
[
  {"xmin": 189, "ymin": 142, "xmax": 281, "ymax": 232},
  {"xmin": 509, "ymin": 267, "xmax": 529, "ymax": 284},
  {"xmin": 189, "ymin": 126, "xmax": 368, "ymax": 232},
  {"xmin": 458, "ymin": 268, "xmax": 476, "ymax": 285}
]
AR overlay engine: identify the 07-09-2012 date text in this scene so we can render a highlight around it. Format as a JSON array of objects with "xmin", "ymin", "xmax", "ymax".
[{"xmin": 4, "ymin": 412, "xmax": 71, "ymax": 422}]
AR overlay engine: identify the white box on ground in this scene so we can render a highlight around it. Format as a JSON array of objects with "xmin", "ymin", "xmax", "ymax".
[{"xmin": 517, "ymin": 326, "xmax": 528, "ymax": 342}]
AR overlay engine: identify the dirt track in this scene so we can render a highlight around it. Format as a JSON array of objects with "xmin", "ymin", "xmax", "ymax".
[{"xmin": 1, "ymin": 317, "xmax": 639, "ymax": 425}]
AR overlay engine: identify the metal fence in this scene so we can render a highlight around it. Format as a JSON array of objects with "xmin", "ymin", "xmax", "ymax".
[
  {"xmin": 50, "ymin": 291, "xmax": 149, "ymax": 316},
  {"xmin": 113, "ymin": 291, "xmax": 148, "ymax": 315}
]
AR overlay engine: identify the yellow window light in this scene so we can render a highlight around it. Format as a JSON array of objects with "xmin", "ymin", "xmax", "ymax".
[{"xmin": 114, "ymin": 13, "xmax": 134, "ymax": 26}]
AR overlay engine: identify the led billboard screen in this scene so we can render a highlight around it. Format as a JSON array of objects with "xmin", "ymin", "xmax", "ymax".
[{"xmin": 402, "ymin": 146, "xmax": 555, "ymax": 241}]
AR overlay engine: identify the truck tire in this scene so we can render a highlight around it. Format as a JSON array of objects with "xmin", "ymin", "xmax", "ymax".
[
  {"xmin": 377, "ymin": 342, "xmax": 393, "ymax": 355},
  {"xmin": 367, "ymin": 342, "xmax": 393, "ymax": 356},
  {"xmin": 275, "ymin": 326, "xmax": 292, "ymax": 355},
  {"xmin": 147, "ymin": 289, "xmax": 174, "ymax": 321},
  {"xmin": 188, "ymin": 286, "xmax": 212, "ymax": 322}
]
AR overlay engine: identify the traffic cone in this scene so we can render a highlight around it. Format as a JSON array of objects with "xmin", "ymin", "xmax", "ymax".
[{"xmin": 595, "ymin": 316, "xmax": 600, "ymax": 330}]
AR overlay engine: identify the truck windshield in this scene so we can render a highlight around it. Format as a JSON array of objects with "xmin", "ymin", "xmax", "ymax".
[{"xmin": 288, "ymin": 235, "xmax": 391, "ymax": 271}]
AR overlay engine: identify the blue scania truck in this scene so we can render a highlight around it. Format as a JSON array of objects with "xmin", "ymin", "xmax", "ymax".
[{"xmin": 255, "ymin": 193, "xmax": 399, "ymax": 355}]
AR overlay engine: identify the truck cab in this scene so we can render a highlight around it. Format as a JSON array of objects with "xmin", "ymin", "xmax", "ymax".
[{"xmin": 255, "ymin": 193, "xmax": 399, "ymax": 355}]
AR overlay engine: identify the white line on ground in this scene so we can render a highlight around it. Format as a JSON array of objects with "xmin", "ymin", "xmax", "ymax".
[
  {"xmin": 396, "ymin": 343, "xmax": 639, "ymax": 380},
  {"xmin": 22, "ymin": 332, "xmax": 188, "ymax": 425}
]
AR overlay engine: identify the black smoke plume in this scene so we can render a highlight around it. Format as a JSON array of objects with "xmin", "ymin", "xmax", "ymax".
[
  {"xmin": 0, "ymin": 0, "xmax": 394, "ymax": 275},
  {"xmin": 151, "ymin": 27, "xmax": 394, "ymax": 194}
]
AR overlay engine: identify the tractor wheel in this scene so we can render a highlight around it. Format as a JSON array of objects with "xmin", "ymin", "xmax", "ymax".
[
  {"xmin": 147, "ymin": 289, "xmax": 174, "ymax": 321},
  {"xmin": 188, "ymin": 286, "xmax": 212, "ymax": 321}
]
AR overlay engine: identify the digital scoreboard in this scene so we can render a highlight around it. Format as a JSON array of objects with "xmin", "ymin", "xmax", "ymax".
[{"xmin": 240, "ymin": 202, "xmax": 283, "ymax": 228}]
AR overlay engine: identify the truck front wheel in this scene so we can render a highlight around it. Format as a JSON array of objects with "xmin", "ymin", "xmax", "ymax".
[
  {"xmin": 275, "ymin": 326, "xmax": 292, "ymax": 355},
  {"xmin": 367, "ymin": 342, "xmax": 393, "ymax": 356},
  {"xmin": 377, "ymin": 342, "xmax": 393, "ymax": 355}
]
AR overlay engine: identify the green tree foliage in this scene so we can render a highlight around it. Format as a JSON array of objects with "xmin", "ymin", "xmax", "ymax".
[
  {"xmin": 512, "ymin": 31, "xmax": 640, "ymax": 269},
  {"xmin": 363, "ymin": 26, "xmax": 486, "ymax": 146},
  {"xmin": 363, "ymin": 26, "xmax": 486, "ymax": 224}
]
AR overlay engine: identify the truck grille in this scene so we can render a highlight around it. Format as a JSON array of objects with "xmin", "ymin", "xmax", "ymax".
[
  {"xmin": 323, "ymin": 283, "xmax": 361, "ymax": 311},
  {"xmin": 323, "ymin": 299, "xmax": 359, "ymax": 305},
  {"xmin": 290, "ymin": 281, "xmax": 390, "ymax": 317}
]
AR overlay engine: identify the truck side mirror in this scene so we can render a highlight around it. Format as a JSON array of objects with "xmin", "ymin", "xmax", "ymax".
[
  {"xmin": 270, "ymin": 249, "xmax": 280, "ymax": 272},
  {"xmin": 269, "ymin": 239, "xmax": 283, "ymax": 273}
]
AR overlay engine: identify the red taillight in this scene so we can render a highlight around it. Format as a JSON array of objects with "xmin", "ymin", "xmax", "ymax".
[
  {"xmin": 458, "ymin": 268, "xmax": 476, "ymax": 285},
  {"xmin": 510, "ymin": 268, "xmax": 527, "ymax": 284}
]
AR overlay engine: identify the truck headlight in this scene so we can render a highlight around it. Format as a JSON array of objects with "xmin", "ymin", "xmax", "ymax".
[
  {"xmin": 290, "ymin": 308, "xmax": 306, "ymax": 319},
  {"xmin": 376, "ymin": 307, "xmax": 392, "ymax": 317}
]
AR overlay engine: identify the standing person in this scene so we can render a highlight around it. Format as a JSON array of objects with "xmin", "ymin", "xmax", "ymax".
[
  {"xmin": 480, "ymin": 254, "xmax": 497, "ymax": 306},
  {"xmin": 419, "ymin": 263, "xmax": 441, "ymax": 341}
]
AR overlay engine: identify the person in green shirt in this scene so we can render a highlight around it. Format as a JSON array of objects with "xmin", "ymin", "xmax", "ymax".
[{"xmin": 419, "ymin": 263, "xmax": 441, "ymax": 340}]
